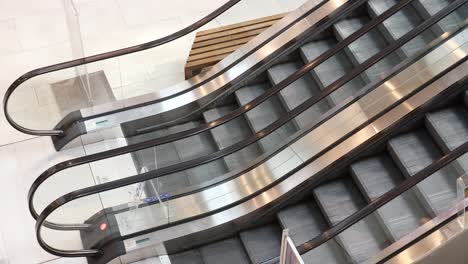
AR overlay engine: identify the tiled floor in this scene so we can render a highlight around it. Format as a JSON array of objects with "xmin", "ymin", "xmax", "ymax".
[{"xmin": 0, "ymin": 0, "xmax": 307, "ymax": 263}]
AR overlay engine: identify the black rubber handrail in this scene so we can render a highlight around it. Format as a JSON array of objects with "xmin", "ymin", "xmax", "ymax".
[
  {"xmin": 2, "ymin": 0, "xmax": 242, "ymax": 136},
  {"xmin": 297, "ymin": 127, "xmax": 468, "ymax": 260},
  {"xmin": 260, "ymin": 114, "xmax": 468, "ymax": 263},
  {"xmin": 112, "ymin": 52, "xmax": 468, "ymax": 243},
  {"xmin": 50, "ymin": 0, "xmax": 363, "ymax": 151},
  {"xmin": 32, "ymin": 0, "xmax": 467, "ymax": 258},
  {"xmin": 36, "ymin": 58, "xmax": 468, "ymax": 258},
  {"xmin": 33, "ymin": 26, "xmax": 468, "ymax": 259},
  {"xmin": 27, "ymin": 0, "xmax": 416, "ymax": 225},
  {"xmin": 28, "ymin": 1, "xmax": 464, "ymax": 235},
  {"xmin": 3, "ymin": 0, "xmax": 334, "ymax": 139}
]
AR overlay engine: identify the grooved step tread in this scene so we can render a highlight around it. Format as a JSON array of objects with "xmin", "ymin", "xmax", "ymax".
[
  {"xmin": 333, "ymin": 16, "xmax": 399, "ymax": 82},
  {"xmin": 351, "ymin": 155, "xmax": 429, "ymax": 241},
  {"xmin": 300, "ymin": 38, "xmax": 366, "ymax": 105},
  {"xmin": 417, "ymin": 0, "xmax": 467, "ymax": 32},
  {"xmin": 268, "ymin": 61, "xmax": 331, "ymax": 128},
  {"xmin": 235, "ymin": 83, "xmax": 296, "ymax": 153},
  {"xmin": 313, "ymin": 179, "xmax": 388, "ymax": 263},
  {"xmin": 200, "ymin": 237, "xmax": 250, "ymax": 264},
  {"xmin": 203, "ymin": 105, "xmax": 261, "ymax": 171},
  {"xmin": 130, "ymin": 128, "xmax": 190, "ymax": 195},
  {"xmin": 388, "ymin": 130, "xmax": 458, "ymax": 215},
  {"xmin": 367, "ymin": 0, "xmax": 434, "ymax": 57},
  {"xmin": 169, "ymin": 121, "xmax": 228, "ymax": 185},
  {"xmin": 240, "ymin": 224, "xmax": 282, "ymax": 264},
  {"xmin": 426, "ymin": 107, "xmax": 468, "ymax": 175},
  {"xmin": 277, "ymin": 202, "xmax": 327, "ymax": 246},
  {"xmin": 170, "ymin": 250, "xmax": 204, "ymax": 264}
]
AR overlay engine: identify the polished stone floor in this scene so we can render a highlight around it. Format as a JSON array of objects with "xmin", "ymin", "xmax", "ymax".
[{"xmin": 0, "ymin": 0, "xmax": 307, "ymax": 263}]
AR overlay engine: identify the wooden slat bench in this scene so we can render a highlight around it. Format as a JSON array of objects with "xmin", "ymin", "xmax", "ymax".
[{"xmin": 185, "ymin": 13, "xmax": 286, "ymax": 79}]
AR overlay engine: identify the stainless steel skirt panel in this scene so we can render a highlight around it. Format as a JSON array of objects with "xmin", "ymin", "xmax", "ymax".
[{"xmin": 370, "ymin": 198, "xmax": 468, "ymax": 264}]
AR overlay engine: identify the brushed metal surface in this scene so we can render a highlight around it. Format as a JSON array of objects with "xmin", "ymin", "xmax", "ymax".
[
  {"xmin": 112, "ymin": 29, "xmax": 467, "ymax": 248},
  {"xmin": 80, "ymin": 0, "xmax": 350, "ymax": 134},
  {"xmin": 370, "ymin": 198, "xmax": 468, "ymax": 264}
]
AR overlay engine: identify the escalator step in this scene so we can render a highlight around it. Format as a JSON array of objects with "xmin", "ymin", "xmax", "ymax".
[
  {"xmin": 268, "ymin": 62, "xmax": 330, "ymax": 129},
  {"xmin": 301, "ymin": 241, "xmax": 348, "ymax": 264},
  {"xmin": 300, "ymin": 38, "xmax": 366, "ymax": 106},
  {"xmin": 277, "ymin": 202, "xmax": 327, "ymax": 246},
  {"xmin": 131, "ymin": 128, "xmax": 191, "ymax": 195},
  {"xmin": 240, "ymin": 224, "xmax": 282, "ymax": 264},
  {"xmin": 417, "ymin": 0, "xmax": 467, "ymax": 33},
  {"xmin": 426, "ymin": 107, "xmax": 468, "ymax": 175},
  {"xmin": 425, "ymin": 107, "xmax": 468, "ymax": 151},
  {"xmin": 351, "ymin": 155, "xmax": 402, "ymax": 201},
  {"xmin": 351, "ymin": 155, "xmax": 429, "ymax": 241},
  {"xmin": 169, "ymin": 250, "xmax": 204, "ymax": 264},
  {"xmin": 277, "ymin": 202, "xmax": 348, "ymax": 264},
  {"xmin": 200, "ymin": 237, "xmax": 250, "ymax": 264},
  {"xmin": 387, "ymin": 130, "xmax": 458, "ymax": 216},
  {"xmin": 333, "ymin": 16, "xmax": 400, "ymax": 82},
  {"xmin": 203, "ymin": 105, "xmax": 261, "ymax": 171},
  {"xmin": 367, "ymin": 0, "xmax": 434, "ymax": 58},
  {"xmin": 313, "ymin": 179, "xmax": 367, "ymax": 225},
  {"xmin": 235, "ymin": 83, "xmax": 296, "ymax": 153},
  {"xmin": 169, "ymin": 121, "xmax": 227, "ymax": 185},
  {"xmin": 312, "ymin": 178, "xmax": 388, "ymax": 263}
]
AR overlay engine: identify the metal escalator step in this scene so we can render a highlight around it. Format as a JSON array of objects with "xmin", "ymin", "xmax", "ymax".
[
  {"xmin": 426, "ymin": 107, "xmax": 468, "ymax": 175},
  {"xmin": 425, "ymin": 107, "xmax": 468, "ymax": 152},
  {"xmin": 268, "ymin": 62, "xmax": 331, "ymax": 129},
  {"xmin": 130, "ymin": 128, "xmax": 190, "ymax": 196},
  {"xmin": 200, "ymin": 237, "xmax": 250, "ymax": 264},
  {"xmin": 312, "ymin": 179, "xmax": 388, "ymax": 263},
  {"xmin": 169, "ymin": 121, "xmax": 228, "ymax": 185},
  {"xmin": 333, "ymin": 16, "xmax": 400, "ymax": 83},
  {"xmin": 235, "ymin": 83, "xmax": 297, "ymax": 153},
  {"xmin": 301, "ymin": 241, "xmax": 348, "ymax": 264},
  {"xmin": 203, "ymin": 105, "xmax": 262, "ymax": 171},
  {"xmin": 240, "ymin": 224, "xmax": 282, "ymax": 264},
  {"xmin": 367, "ymin": 0, "xmax": 435, "ymax": 58},
  {"xmin": 387, "ymin": 130, "xmax": 458, "ymax": 216},
  {"xmin": 277, "ymin": 202, "xmax": 327, "ymax": 246},
  {"xmin": 417, "ymin": 0, "xmax": 467, "ymax": 33},
  {"xmin": 300, "ymin": 38, "xmax": 366, "ymax": 106},
  {"xmin": 417, "ymin": 0, "xmax": 452, "ymax": 16},
  {"xmin": 277, "ymin": 202, "xmax": 348, "ymax": 264},
  {"xmin": 351, "ymin": 155, "xmax": 429, "ymax": 241},
  {"xmin": 313, "ymin": 179, "xmax": 367, "ymax": 225},
  {"xmin": 169, "ymin": 250, "xmax": 204, "ymax": 264}
]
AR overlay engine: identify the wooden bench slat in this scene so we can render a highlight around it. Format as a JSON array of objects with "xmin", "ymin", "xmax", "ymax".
[
  {"xmin": 192, "ymin": 28, "xmax": 267, "ymax": 49},
  {"xmin": 195, "ymin": 13, "xmax": 286, "ymax": 37},
  {"xmin": 189, "ymin": 36, "xmax": 254, "ymax": 57},
  {"xmin": 185, "ymin": 13, "xmax": 285, "ymax": 79},
  {"xmin": 188, "ymin": 45, "xmax": 242, "ymax": 63},
  {"xmin": 194, "ymin": 19, "xmax": 280, "ymax": 43}
]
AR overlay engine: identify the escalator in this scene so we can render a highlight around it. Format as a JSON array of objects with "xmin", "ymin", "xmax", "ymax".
[
  {"xmin": 3, "ymin": 0, "xmax": 467, "ymax": 264},
  {"xmin": 122, "ymin": 0, "xmax": 466, "ymax": 198},
  {"xmin": 164, "ymin": 29, "xmax": 468, "ymax": 262},
  {"xmin": 166, "ymin": 86, "xmax": 468, "ymax": 264},
  {"xmin": 15, "ymin": 0, "xmax": 421, "ymax": 208},
  {"xmin": 82, "ymin": 34, "xmax": 468, "ymax": 263},
  {"xmin": 3, "ymin": 0, "xmax": 335, "ymax": 150}
]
